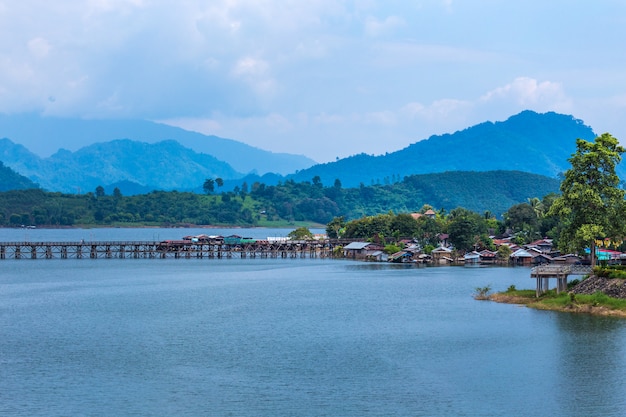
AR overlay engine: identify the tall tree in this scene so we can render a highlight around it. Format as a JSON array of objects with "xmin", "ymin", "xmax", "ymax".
[
  {"xmin": 326, "ymin": 216, "xmax": 346, "ymax": 238},
  {"xmin": 445, "ymin": 208, "xmax": 487, "ymax": 252},
  {"xmin": 549, "ymin": 133, "xmax": 626, "ymax": 266},
  {"xmin": 203, "ymin": 178, "xmax": 215, "ymax": 194}
]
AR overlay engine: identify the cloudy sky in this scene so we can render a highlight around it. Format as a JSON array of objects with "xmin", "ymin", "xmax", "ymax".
[{"xmin": 1, "ymin": 0, "xmax": 625, "ymax": 162}]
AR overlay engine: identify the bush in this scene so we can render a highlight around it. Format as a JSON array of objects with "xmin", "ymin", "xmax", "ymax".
[
  {"xmin": 384, "ymin": 244, "xmax": 402, "ymax": 255},
  {"xmin": 593, "ymin": 266, "xmax": 626, "ymax": 279},
  {"xmin": 473, "ymin": 285, "xmax": 492, "ymax": 300},
  {"xmin": 567, "ymin": 278, "xmax": 580, "ymax": 289}
]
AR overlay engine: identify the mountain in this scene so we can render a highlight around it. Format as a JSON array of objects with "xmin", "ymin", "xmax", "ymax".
[
  {"xmin": 287, "ymin": 111, "xmax": 602, "ymax": 187},
  {"xmin": 0, "ymin": 161, "xmax": 39, "ymax": 191},
  {"xmin": 0, "ymin": 138, "xmax": 241, "ymax": 193},
  {"xmin": 0, "ymin": 110, "xmax": 609, "ymax": 195},
  {"xmin": 0, "ymin": 113, "xmax": 316, "ymax": 175}
]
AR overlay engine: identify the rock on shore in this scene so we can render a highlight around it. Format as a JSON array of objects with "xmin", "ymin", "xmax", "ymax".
[{"xmin": 570, "ymin": 275, "xmax": 626, "ymax": 299}]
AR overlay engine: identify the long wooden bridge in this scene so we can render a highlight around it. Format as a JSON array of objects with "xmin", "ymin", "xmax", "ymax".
[
  {"xmin": 0, "ymin": 240, "xmax": 343, "ymax": 260},
  {"xmin": 530, "ymin": 264, "xmax": 593, "ymax": 297}
]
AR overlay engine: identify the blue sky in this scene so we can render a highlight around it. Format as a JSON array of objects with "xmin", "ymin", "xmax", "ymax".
[{"xmin": 0, "ymin": 0, "xmax": 624, "ymax": 162}]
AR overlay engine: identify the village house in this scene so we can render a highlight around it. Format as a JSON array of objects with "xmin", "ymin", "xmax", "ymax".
[
  {"xmin": 343, "ymin": 242, "xmax": 384, "ymax": 260},
  {"xmin": 525, "ymin": 238, "xmax": 554, "ymax": 254},
  {"xmin": 431, "ymin": 246, "xmax": 454, "ymax": 264},
  {"xmin": 509, "ymin": 248, "xmax": 533, "ymax": 265}
]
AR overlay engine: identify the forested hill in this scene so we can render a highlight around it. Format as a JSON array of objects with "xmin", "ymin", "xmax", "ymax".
[
  {"xmin": 288, "ymin": 111, "xmax": 600, "ymax": 188},
  {"xmin": 0, "ymin": 161, "xmax": 38, "ymax": 191},
  {"xmin": 0, "ymin": 170, "xmax": 560, "ymax": 227}
]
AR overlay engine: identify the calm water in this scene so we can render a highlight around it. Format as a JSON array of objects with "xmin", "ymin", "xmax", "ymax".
[{"xmin": 1, "ymin": 229, "xmax": 626, "ymax": 416}]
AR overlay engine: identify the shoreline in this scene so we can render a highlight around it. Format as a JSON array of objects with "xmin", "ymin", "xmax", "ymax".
[{"xmin": 489, "ymin": 292, "xmax": 626, "ymax": 319}]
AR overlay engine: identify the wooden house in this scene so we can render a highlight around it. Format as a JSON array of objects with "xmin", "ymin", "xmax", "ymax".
[
  {"xmin": 431, "ymin": 246, "xmax": 454, "ymax": 264},
  {"xmin": 510, "ymin": 248, "xmax": 533, "ymax": 265},
  {"xmin": 343, "ymin": 242, "xmax": 384, "ymax": 260}
]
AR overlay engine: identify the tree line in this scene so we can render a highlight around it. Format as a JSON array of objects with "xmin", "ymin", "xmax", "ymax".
[{"xmin": 0, "ymin": 133, "xmax": 622, "ymax": 265}]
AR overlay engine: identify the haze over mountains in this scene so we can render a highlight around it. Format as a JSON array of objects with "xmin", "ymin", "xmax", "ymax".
[
  {"xmin": 0, "ymin": 113, "xmax": 315, "ymax": 177},
  {"xmin": 0, "ymin": 110, "xmax": 611, "ymax": 194}
]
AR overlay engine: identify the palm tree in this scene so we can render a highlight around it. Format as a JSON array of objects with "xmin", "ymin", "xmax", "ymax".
[
  {"xmin": 527, "ymin": 197, "xmax": 545, "ymax": 218},
  {"xmin": 203, "ymin": 178, "xmax": 215, "ymax": 194}
]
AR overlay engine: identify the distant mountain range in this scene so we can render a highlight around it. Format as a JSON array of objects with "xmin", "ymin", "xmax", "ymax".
[
  {"xmin": 0, "ymin": 138, "xmax": 242, "ymax": 193},
  {"xmin": 0, "ymin": 113, "xmax": 315, "ymax": 176},
  {"xmin": 0, "ymin": 110, "xmax": 613, "ymax": 194}
]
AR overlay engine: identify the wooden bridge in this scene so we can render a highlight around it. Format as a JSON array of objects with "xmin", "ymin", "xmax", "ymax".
[
  {"xmin": 530, "ymin": 264, "xmax": 593, "ymax": 297},
  {"xmin": 0, "ymin": 240, "xmax": 339, "ymax": 260}
]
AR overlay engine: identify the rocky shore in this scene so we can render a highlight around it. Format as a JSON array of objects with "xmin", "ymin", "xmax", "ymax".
[{"xmin": 569, "ymin": 275, "xmax": 626, "ymax": 299}]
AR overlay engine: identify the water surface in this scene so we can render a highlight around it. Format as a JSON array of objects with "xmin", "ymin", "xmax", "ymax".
[{"xmin": 1, "ymin": 233, "xmax": 625, "ymax": 416}]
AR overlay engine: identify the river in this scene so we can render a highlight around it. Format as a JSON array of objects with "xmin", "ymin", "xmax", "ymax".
[{"xmin": 1, "ymin": 228, "xmax": 625, "ymax": 416}]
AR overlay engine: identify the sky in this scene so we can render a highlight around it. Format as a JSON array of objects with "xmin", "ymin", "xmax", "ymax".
[{"xmin": 0, "ymin": 0, "xmax": 625, "ymax": 163}]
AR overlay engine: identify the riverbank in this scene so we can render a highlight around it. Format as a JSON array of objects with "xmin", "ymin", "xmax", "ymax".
[{"xmin": 490, "ymin": 275, "xmax": 626, "ymax": 318}]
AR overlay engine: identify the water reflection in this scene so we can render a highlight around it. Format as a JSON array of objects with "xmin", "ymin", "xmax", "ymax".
[{"xmin": 554, "ymin": 312, "xmax": 626, "ymax": 416}]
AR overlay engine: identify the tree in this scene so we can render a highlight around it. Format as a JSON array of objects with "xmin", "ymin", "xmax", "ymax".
[
  {"xmin": 415, "ymin": 217, "xmax": 443, "ymax": 247},
  {"xmin": 215, "ymin": 177, "xmax": 224, "ymax": 188},
  {"xmin": 326, "ymin": 216, "xmax": 346, "ymax": 238},
  {"xmin": 203, "ymin": 178, "xmax": 215, "ymax": 194},
  {"xmin": 95, "ymin": 185, "xmax": 105, "ymax": 197},
  {"xmin": 390, "ymin": 213, "xmax": 419, "ymax": 238},
  {"xmin": 527, "ymin": 197, "xmax": 545, "ymax": 218},
  {"xmin": 447, "ymin": 209, "xmax": 487, "ymax": 252},
  {"xmin": 504, "ymin": 203, "xmax": 538, "ymax": 242},
  {"xmin": 549, "ymin": 133, "xmax": 626, "ymax": 266},
  {"xmin": 288, "ymin": 227, "xmax": 314, "ymax": 240}
]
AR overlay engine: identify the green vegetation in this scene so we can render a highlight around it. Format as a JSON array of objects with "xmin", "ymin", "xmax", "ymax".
[
  {"xmin": 549, "ymin": 133, "xmax": 626, "ymax": 266},
  {"xmin": 287, "ymin": 227, "xmax": 314, "ymax": 240},
  {"xmin": 533, "ymin": 291, "xmax": 626, "ymax": 311},
  {"xmin": 473, "ymin": 285, "xmax": 492, "ymax": 300},
  {"xmin": 0, "ymin": 189, "xmax": 260, "ymax": 227},
  {"xmin": 492, "ymin": 287, "xmax": 626, "ymax": 317},
  {"xmin": 593, "ymin": 265, "xmax": 626, "ymax": 279},
  {"xmin": 334, "ymin": 206, "xmax": 503, "ymax": 252},
  {"xmin": 0, "ymin": 179, "xmax": 583, "ymax": 257}
]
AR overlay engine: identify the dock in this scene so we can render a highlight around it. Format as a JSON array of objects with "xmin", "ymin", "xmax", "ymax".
[
  {"xmin": 0, "ymin": 240, "xmax": 339, "ymax": 260},
  {"xmin": 530, "ymin": 264, "xmax": 593, "ymax": 297}
]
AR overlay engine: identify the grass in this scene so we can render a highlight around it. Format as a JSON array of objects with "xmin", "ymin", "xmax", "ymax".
[
  {"xmin": 490, "ymin": 286, "xmax": 626, "ymax": 318},
  {"xmin": 473, "ymin": 285, "xmax": 492, "ymax": 300}
]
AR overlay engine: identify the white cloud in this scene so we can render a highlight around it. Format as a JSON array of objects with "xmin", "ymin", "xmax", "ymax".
[
  {"xmin": 231, "ymin": 57, "xmax": 276, "ymax": 96},
  {"xmin": 0, "ymin": 1, "xmax": 624, "ymax": 162},
  {"xmin": 480, "ymin": 77, "xmax": 572, "ymax": 111}
]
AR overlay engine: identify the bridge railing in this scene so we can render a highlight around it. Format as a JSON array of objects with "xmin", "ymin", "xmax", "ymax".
[{"xmin": 531, "ymin": 264, "xmax": 593, "ymax": 276}]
